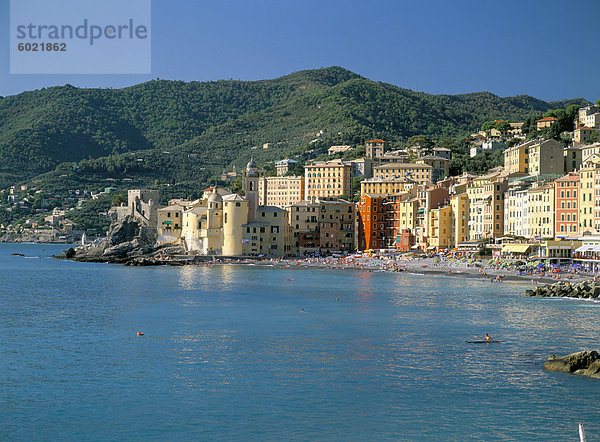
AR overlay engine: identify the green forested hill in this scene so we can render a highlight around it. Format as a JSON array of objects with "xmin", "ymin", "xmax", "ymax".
[{"xmin": 0, "ymin": 66, "xmax": 591, "ymax": 191}]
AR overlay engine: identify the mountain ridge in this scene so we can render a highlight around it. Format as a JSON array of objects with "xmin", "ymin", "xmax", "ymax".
[{"xmin": 0, "ymin": 66, "xmax": 591, "ymax": 190}]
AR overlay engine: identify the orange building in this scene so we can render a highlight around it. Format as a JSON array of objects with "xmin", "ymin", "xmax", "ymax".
[
  {"xmin": 555, "ymin": 172, "xmax": 579, "ymax": 237},
  {"xmin": 358, "ymin": 194, "xmax": 388, "ymax": 250}
]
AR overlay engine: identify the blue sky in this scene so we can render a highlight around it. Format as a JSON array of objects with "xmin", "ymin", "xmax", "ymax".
[{"xmin": 1, "ymin": 0, "xmax": 599, "ymax": 102}]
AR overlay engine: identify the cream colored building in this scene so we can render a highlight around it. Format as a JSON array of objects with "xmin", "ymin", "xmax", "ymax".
[
  {"xmin": 579, "ymin": 166, "xmax": 597, "ymax": 236},
  {"xmin": 450, "ymin": 192, "xmax": 468, "ymax": 246},
  {"xmin": 581, "ymin": 142, "xmax": 600, "ymax": 163},
  {"xmin": 579, "ymin": 106, "xmax": 600, "ymax": 128},
  {"xmin": 467, "ymin": 170, "xmax": 507, "ymax": 241},
  {"xmin": 396, "ymin": 195, "xmax": 419, "ymax": 232},
  {"xmin": 327, "ymin": 145, "xmax": 354, "ymax": 156},
  {"xmin": 305, "ymin": 159, "xmax": 354, "ymax": 200},
  {"xmin": 527, "ymin": 184, "xmax": 555, "ymax": 239},
  {"xmin": 360, "ymin": 177, "xmax": 417, "ymax": 196},
  {"xmin": 258, "ymin": 175, "xmax": 305, "ymax": 208},
  {"xmin": 373, "ymin": 163, "xmax": 432, "ymax": 184}
]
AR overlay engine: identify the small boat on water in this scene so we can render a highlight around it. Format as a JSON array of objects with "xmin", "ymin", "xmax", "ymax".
[{"xmin": 465, "ymin": 340, "xmax": 503, "ymax": 344}]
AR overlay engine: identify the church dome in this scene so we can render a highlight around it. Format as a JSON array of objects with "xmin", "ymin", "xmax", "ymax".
[
  {"xmin": 208, "ymin": 187, "xmax": 222, "ymax": 203},
  {"xmin": 246, "ymin": 158, "xmax": 257, "ymax": 170}
]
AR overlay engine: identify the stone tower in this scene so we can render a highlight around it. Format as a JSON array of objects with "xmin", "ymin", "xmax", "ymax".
[
  {"xmin": 244, "ymin": 158, "xmax": 261, "ymax": 222},
  {"xmin": 222, "ymin": 195, "xmax": 249, "ymax": 256}
]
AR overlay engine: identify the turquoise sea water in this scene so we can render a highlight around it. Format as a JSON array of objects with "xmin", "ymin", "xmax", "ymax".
[{"xmin": 2, "ymin": 243, "xmax": 600, "ymax": 440}]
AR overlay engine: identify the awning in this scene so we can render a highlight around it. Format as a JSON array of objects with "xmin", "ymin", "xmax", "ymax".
[
  {"xmin": 502, "ymin": 244, "xmax": 530, "ymax": 254},
  {"xmin": 575, "ymin": 245, "xmax": 600, "ymax": 253}
]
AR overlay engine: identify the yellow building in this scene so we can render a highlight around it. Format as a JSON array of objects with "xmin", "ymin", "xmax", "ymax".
[
  {"xmin": 360, "ymin": 177, "xmax": 417, "ymax": 196},
  {"xmin": 536, "ymin": 116, "xmax": 557, "ymax": 130},
  {"xmin": 373, "ymin": 163, "xmax": 432, "ymax": 184},
  {"xmin": 259, "ymin": 175, "xmax": 305, "ymax": 208},
  {"xmin": 527, "ymin": 184, "xmax": 555, "ymax": 239},
  {"xmin": 157, "ymin": 204, "xmax": 184, "ymax": 243},
  {"xmin": 242, "ymin": 206, "xmax": 291, "ymax": 257},
  {"xmin": 503, "ymin": 140, "xmax": 535, "ymax": 174},
  {"xmin": 305, "ymin": 159, "xmax": 354, "ymax": 200},
  {"xmin": 427, "ymin": 205, "xmax": 452, "ymax": 251},
  {"xmin": 396, "ymin": 195, "xmax": 419, "ymax": 232},
  {"xmin": 450, "ymin": 192, "xmax": 468, "ymax": 246}
]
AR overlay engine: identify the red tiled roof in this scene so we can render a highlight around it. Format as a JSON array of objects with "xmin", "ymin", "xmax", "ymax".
[
  {"xmin": 536, "ymin": 117, "xmax": 558, "ymax": 122},
  {"xmin": 367, "ymin": 139, "xmax": 389, "ymax": 143}
]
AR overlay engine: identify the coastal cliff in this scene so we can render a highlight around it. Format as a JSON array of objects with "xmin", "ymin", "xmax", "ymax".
[{"xmin": 56, "ymin": 212, "xmax": 176, "ymax": 263}]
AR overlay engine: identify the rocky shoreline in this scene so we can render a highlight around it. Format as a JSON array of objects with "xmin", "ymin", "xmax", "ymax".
[
  {"xmin": 524, "ymin": 280, "xmax": 600, "ymax": 300},
  {"xmin": 544, "ymin": 351, "xmax": 600, "ymax": 379}
]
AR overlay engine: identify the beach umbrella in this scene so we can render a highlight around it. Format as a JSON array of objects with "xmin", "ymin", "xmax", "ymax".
[
  {"xmin": 536, "ymin": 263, "xmax": 545, "ymax": 269},
  {"xmin": 553, "ymin": 268, "xmax": 561, "ymax": 273},
  {"xmin": 571, "ymin": 264, "xmax": 582, "ymax": 268}
]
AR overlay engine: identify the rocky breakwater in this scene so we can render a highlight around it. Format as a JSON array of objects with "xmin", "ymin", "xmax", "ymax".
[
  {"xmin": 544, "ymin": 351, "xmax": 600, "ymax": 379},
  {"xmin": 524, "ymin": 280, "xmax": 600, "ymax": 300},
  {"xmin": 56, "ymin": 213, "xmax": 178, "ymax": 263}
]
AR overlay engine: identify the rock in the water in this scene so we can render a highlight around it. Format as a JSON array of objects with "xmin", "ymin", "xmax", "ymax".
[
  {"xmin": 583, "ymin": 360, "xmax": 600, "ymax": 379},
  {"xmin": 544, "ymin": 350, "xmax": 600, "ymax": 374}
]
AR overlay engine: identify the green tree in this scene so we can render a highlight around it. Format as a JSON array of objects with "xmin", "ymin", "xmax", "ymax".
[{"xmin": 406, "ymin": 135, "xmax": 433, "ymax": 148}]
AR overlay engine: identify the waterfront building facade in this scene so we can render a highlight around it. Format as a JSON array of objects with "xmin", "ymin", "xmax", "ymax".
[
  {"xmin": 304, "ymin": 159, "xmax": 354, "ymax": 200},
  {"xmin": 555, "ymin": 172, "xmax": 580, "ymax": 237}
]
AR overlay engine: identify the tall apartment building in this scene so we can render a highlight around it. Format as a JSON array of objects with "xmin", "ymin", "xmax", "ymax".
[
  {"xmin": 427, "ymin": 205, "xmax": 452, "ymax": 251},
  {"xmin": 365, "ymin": 139, "xmax": 389, "ymax": 159},
  {"xmin": 358, "ymin": 194, "xmax": 388, "ymax": 250},
  {"xmin": 288, "ymin": 198, "xmax": 355, "ymax": 255},
  {"xmin": 288, "ymin": 201, "xmax": 320, "ymax": 256},
  {"xmin": 450, "ymin": 192, "xmax": 468, "ymax": 246},
  {"xmin": 527, "ymin": 184, "xmax": 555, "ymax": 239},
  {"xmin": 555, "ymin": 172, "xmax": 579, "ymax": 237},
  {"xmin": 304, "ymin": 159, "xmax": 354, "ymax": 201},
  {"xmin": 579, "ymin": 166, "xmax": 597, "ymax": 235},
  {"xmin": 467, "ymin": 170, "xmax": 507, "ymax": 241},
  {"xmin": 258, "ymin": 175, "xmax": 305, "ymax": 208}
]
